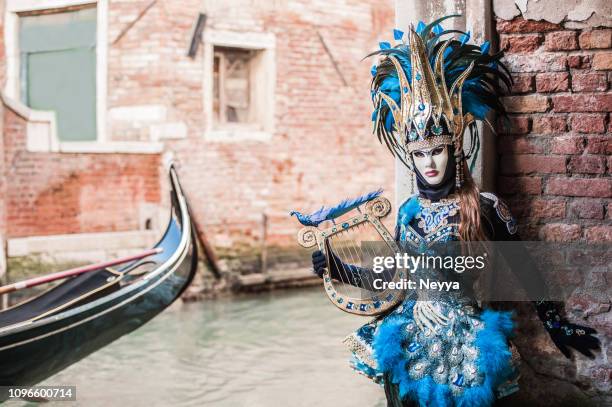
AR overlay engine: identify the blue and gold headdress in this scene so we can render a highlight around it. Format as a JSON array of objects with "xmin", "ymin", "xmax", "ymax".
[{"xmin": 369, "ymin": 16, "xmax": 512, "ymax": 187}]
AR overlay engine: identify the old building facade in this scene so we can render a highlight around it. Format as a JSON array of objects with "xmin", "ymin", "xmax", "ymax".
[{"xmin": 0, "ymin": 0, "xmax": 395, "ymax": 268}]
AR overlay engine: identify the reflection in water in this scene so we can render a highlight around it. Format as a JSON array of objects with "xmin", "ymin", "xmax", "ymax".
[{"xmin": 35, "ymin": 288, "xmax": 384, "ymax": 406}]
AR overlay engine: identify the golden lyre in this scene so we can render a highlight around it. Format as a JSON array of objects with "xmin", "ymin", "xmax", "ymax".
[{"xmin": 296, "ymin": 196, "xmax": 405, "ymax": 316}]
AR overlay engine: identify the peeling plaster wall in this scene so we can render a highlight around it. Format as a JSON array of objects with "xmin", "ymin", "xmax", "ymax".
[{"xmin": 494, "ymin": 0, "xmax": 612, "ymax": 29}]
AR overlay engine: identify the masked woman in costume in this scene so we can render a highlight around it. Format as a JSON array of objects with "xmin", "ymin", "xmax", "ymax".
[{"xmin": 298, "ymin": 17, "xmax": 599, "ymax": 407}]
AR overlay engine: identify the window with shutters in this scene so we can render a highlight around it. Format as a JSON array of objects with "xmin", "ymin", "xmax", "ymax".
[
  {"xmin": 203, "ymin": 31, "xmax": 276, "ymax": 141},
  {"xmin": 4, "ymin": 0, "xmax": 117, "ymax": 152},
  {"xmin": 18, "ymin": 6, "xmax": 98, "ymax": 141}
]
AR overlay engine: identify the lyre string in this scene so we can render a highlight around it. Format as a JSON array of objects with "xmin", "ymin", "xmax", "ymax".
[
  {"xmin": 336, "ymin": 229, "xmax": 362, "ymax": 298},
  {"xmin": 356, "ymin": 223, "xmax": 378, "ymax": 292},
  {"xmin": 335, "ymin": 231, "xmax": 360, "ymax": 295},
  {"xmin": 343, "ymin": 229, "xmax": 362, "ymax": 285},
  {"xmin": 327, "ymin": 236, "xmax": 352, "ymax": 298},
  {"xmin": 323, "ymin": 202, "xmax": 398, "ymax": 304}
]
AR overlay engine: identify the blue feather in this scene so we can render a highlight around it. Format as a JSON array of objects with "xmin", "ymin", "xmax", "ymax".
[
  {"xmin": 379, "ymin": 41, "xmax": 391, "ymax": 50},
  {"xmin": 460, "ymin": 31, "xmax": 471, "ymax": 45},
  {"xmin": 371, "ymin": 64, "xmax": 377, "ymax": 77},
  {"xmin": 433, "ymin": 23, "xmax": 444, "ymax": 35},
  {"xmin": 463, "ymin": 80, "xmax": 490, "ymax": 120},
  {"xmin": 443, "ymin": 45, "xmax": 453, "ymax": 60},
  {"xmin": 373, "ymin": 302, "xmax": 517, "ymax": 407},
  {"xmin": 380, "ymin": 75, "xmax": 399, "ymax": 92},
  {"xmin": 384, "ymin": 112, "xmax": 394, "ymax": 131},
  {"xmin": 480, "ymin": 40, "xmax": 490, "ymax": 55},
  {"xmin": 416, "ymin": 21, "xmax": 426, "ymax": 34},
  {"xmin": 397, "ymin": 196, "xmax": 421, "ymax": 226},
  {"xmin": 290, "ymin": 189, "xmax": 383, "ymax": 226},
  {"xmin": 393, "ymin": 29, "xmax": 404, "ymax": 41}
]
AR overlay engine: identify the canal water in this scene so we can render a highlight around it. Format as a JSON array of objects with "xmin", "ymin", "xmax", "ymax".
[{"xmin": 33, "ymin": 288, "xmax": 385, "ymax": 406}]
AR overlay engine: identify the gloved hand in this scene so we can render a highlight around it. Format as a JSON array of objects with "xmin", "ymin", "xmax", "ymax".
[
  {"xmin": 536, "ymin": 301, "xmax": 600, "ymax": 359},
  {"xmin": 311, "ymin": 250, "xmax": 327, "ymax": 278}
]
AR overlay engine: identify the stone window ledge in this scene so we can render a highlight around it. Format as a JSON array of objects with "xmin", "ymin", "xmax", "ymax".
[
  {"xmin": 1, "ymin": 91, "xmax": 162, "ymax": 154},
  {"xmin": 58, "ymin": 141, "xmax": 163, "ymax": 154},
  {"xmin": 204, "ymin": 129, "xmax": 272, "ymax": 142}
]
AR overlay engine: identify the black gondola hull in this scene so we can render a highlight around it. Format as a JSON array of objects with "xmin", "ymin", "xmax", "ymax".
[{"xmin": 0, "ymin": 167, "xmax": 198, "ymax": 392}]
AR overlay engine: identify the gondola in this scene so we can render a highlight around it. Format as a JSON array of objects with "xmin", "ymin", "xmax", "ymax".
[{"xmin": 0, "ymin": 165, "xmax": 198, "ymax": 393}]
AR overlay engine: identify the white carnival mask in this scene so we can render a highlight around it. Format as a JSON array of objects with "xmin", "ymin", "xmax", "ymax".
[{"xmin": 412, "ymin": 144, "xmax": 448, "ymax": 185}]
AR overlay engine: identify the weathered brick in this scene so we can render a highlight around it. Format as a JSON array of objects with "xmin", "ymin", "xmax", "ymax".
[
  {"xmin": 608, "ymin": 203, "xmax": 612, "ymax": 219},
  {"xmin": 498, "ymin": 136, "xmax": 544, "ymax": 154},
  {"xmin": 501, "ymin": 34, "xmax": 543, "ymax": 53},
  {"xmin": 584, "ymin": 226, "xmax": 612, "ymax": 242},
  {"xmin": 569, "ymin": 199, "xmax": 604, "ymax": 219},
  {"xmin": 532, "ymin": 115, "xmax": 567, "ymax": 134},
  {"xmin": 503, "ymin": 53, "xmax": 567, "ymax": 73},
  {"xmin": 546, "ymin": 177, "xmax": 612, "ymax": 198},
  {"xmin": 592, "ymin": 52, "xmax": 612, "ymax": 70},
  {"xmin": 571, "ymin": 114, "xmax": 607, "ymax": 134},
  {"xmin": 3, "ymin": 104, "xmax": 163, "ymax": 236},
  {"xmin": 539, "ymin": 223, "xmax": 581, "ymax": 242},
  {"xmin": 496, "ymin": 17, "xmax": 562, "ymax": 34},
  {"xmin": 551, "ymin": 136, "xmax": 584, "ymax": 154},
  {"xmin": 528, "ymin": 199, "xmax": 566, "ymax": 220},
  {"xmin": 497, "ymin": 176, "xmax": 542, "ymax": 195},
  {"xmin": 499, "ymin": 116, "xmax": 531, "ymax": 134},
  {"xmin": 544, "ymin": 31, "xmax": 578, "ymax": 51},
  {"xmin": 552, "ymin": 94, "xmax": 612, "ymax": 113},
  {"xmin": 535, "ymin": 72, "xmax": 569, "ymax": 93},
  {"xmin": 511, "ymin": 74, "xmax": 535, "ymax": 94},
  {"xmin": 567, "ymin": 54, "xmax": 592, "ymax": 69},
  {"xmin": 503, "ymin": 95, "xmax": 550, "ymax": 113},
  {"xmin": 568, "ymin": 155, "xmax": 606, "ymax": 174},
  {"xmin": 0, "ymin": 0, "xmax": 399, "ymax": 251},
  {"xmin": 571, "ymin": 72, "xmax": 608, "ymax": 92},
  {"xmin": 585, "ymin": 136, "xmax": 612, "ymax": 154},
  {"xmin": 500, "ymin": 155, "xmax": 566, "ymax": 174},
  {"xmin": 578, "ymin": 29, "xmax": 612, "ymax": 50}
]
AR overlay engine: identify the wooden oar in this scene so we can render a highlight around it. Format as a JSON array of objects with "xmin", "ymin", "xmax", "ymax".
[{"xmin": 0, "ymin": 248, "xmax": 163, "ymax": 295}]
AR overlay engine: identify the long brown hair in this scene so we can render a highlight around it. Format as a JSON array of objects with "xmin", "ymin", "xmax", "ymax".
[{"xmin": 456, "ymin": 159, "xmax": 486, "ymax": 242}]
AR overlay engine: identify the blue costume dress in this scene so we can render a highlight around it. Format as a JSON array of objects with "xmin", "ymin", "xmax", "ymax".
[{"xmin": 343, "ymin": 193, "xmax": 521, "ymax": 407}]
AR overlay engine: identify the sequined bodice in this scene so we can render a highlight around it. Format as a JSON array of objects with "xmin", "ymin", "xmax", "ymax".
[{"xmin": 398, "ymin": 196, "xmax": 460, "ymax": 249}]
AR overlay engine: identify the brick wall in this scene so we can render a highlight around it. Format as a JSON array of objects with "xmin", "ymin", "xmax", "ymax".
[
  {"xmin": 0, "ymin": 99, "xmax": 5, "ymax": 250},
  {"xmin": 3, "ymin": 107, "xmax": 161, "ymax": 237},
  {"xmin": 0, "ymin": 0, "xmax": 395, "ymax": 253},
  {"xmin": 496, "ymin": 17, "xmax": 611, "ymax": 242},
  {"xmin": 495, "ymin": 16, "xmax": 610, "ymax": 403},
  {"xmin": 105, "ymin": 0, "xmax": 395, "ymax": 250}
]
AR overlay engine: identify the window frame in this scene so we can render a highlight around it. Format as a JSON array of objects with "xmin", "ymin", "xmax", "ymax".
[
  {"xmin": 4, "ymin": 0, "xmax": 109, "ymax": 147},
  {"xmin": 203, "ymin": 29, "xmax": 276, "ymax": 142}
]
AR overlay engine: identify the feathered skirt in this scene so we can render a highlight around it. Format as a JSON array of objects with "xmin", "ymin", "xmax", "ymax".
[{"xmin": 343, "ymin": 299, "xmax": 520, "ymax": 407}]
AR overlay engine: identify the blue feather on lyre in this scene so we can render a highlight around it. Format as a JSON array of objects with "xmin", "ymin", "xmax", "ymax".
[{"xmin": 290, "ymin": 189, "xmax": 383, "ymax": 227}]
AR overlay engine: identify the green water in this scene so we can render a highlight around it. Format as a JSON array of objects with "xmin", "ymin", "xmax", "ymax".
[{"xmin": 33, "ymin": 288, "xmax": 385, "ymax": 406}]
